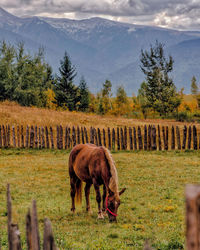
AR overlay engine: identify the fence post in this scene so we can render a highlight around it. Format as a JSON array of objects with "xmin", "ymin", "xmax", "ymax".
[
  {"xmin": 94, "ymin": 128, "xmax": 98, "ymax": 146},
  {"xmin": 26, "ymin": 209, "xmax": 32, "ymax": 249},
  {"xmin": 148, "ymin": 125, "xmax": 152, "ymax": 150},
  {"xmin": 12, "ymin": 126, "xmax": 16, "ymax": 148},
  {"xmin": 45, "ymin": 127, "xmax": 49, "ymax": 149},
  {"xmin": 171, "ymin": 126, "xmax": 175, "ymax": 150},
  {"xmin": 26, "ymin": 126, "xmax": 29, "ymax": 148},
  {"xmin": 129, "ymin": 127, "xmax": 133, "ymax": 150},
  {"xmin": 182, "ymin": 125, "xmax": 187, "ymax": 150},
  {"xmin": 77, "ymin": 126, "xmax": 80, "ymax": 144},
  {"xmin": 64, "ymin": 127, "xmax": 68, "ymax": 149},
  {"xmin": 112, "ymin": 128, "xmax": 115, "ymax": 150},
  {"xmin": 31, "ymin": 200, "xmax": 40, "ymax": 250},
  {"xmin": 59, "ymin": 125, "xmax": 63, "ymax": 149},
  {"xmin": 30, "ymin": 126, "xmax": 34, "ymax": 149},
  {"xmin": 117, "ymin": 128, "xmax": 120, "ymax": 150},
  {"xmin": 56, "ymin": 126, "xmax": 59, "ymax": 149},
  {"xmin": 81, "ymin": 127, "xmax": 85, "ymax": 144},
  {"xmin": 49, "ymin": 127, "xmax": 53, "ymax": 149},
  {"xmin": 133, "ymin": 127, "xmax": 137, "ymax": 150},
  {"xmin": 67, "ymin": 127, "xmax": 71, "ymax": 149},
  {"xmin": 165, "ymin": 126, "xmax": 169, "ymax": 150},
  {"xmin": 7, "ymin": 184, "xmax": 22, "ymax": 250},
  {"xmin": 185, "ymin": 184, "xmax": 200, "ymax": 250},
  {"xmin": 90, "ymin": 127, "xmax": 94, "ymax": 144},
  {"xmin": 102, "ymin": 128, "xmax": 106, "ymax": 147},
  {"xmin": 43, "ymin": 218, "xmax": 57, "ymax": 250},
  {"xmin": 120, "ymin": 128, "xmax": 124, "ymax": 150},
  {"xmin": 124, "ymin": 126, "xmax": 127, "ymax": 150},
  {"xmin": 138, "ymin": 126, "xmax": 143, "ymax": 150},
  {"xmin": 152, "ymin": 125, "xmax": 157, "ymax": 150},
  {"xmin": 7, "ymin": 125, "xmax": 10, "ymax": 147},
  {"xmin": 144, "ymin": 125, "xmax": 147, "ymax": 150},
  {"xmin": 20, "ymin": 126, "xmax": 24, "ymax": 148},
  {"xmin": 34, "ymin": 126, "xmax": 38, "ymax": 149},
  {"xmin": 187, "ymin": 126, "xmax": 192, "ymax": 150},
  {"xmin": 41, "ymin": 127, "xmax": 45, "ymax": 149},
  {"xmin": 2, "ymin": 125, "xmax": 7, "ymax": 148},
  {"xmin": 38, "ymin": 127, "xmax": 41, "ymax": 149},
  {"xmin": 176, "ymin": 126, "xmax": 181, "ymax": 150},
  {"xmin": 17, "ymin": 126, "xmax": 20, "ymax": 148},
  {"xmin": 98, "ymin": 128, "xmax": 102, "ymax": 146},
  {"xmin": 107, "ymin": 128, "xmax": 111, "ymax": 150},
  {"xmin": 158, "ymin": 125, "xmax": 162, "ymax": 150},
  {"xmin": 193, "ymin": 125, "xmax": 197, "ymax": 150},
  {"xmin": 72, "ymin": 126, "xmax": 76, "ymax": 147},
  {"xmin": 84, "ymin": 127, "xmax": 88, "ymax": 143}
]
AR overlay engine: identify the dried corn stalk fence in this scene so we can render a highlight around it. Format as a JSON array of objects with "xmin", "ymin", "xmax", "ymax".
[
  {"xmin": 0, "ymin": 124, "xmax": 200, "ymax": 151},
  {"xmin": 2, "ymin": 184, "xmax": 200, "ymax": 250}
]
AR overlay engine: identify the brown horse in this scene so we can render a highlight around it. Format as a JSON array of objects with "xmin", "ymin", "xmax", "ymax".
[{"xmin": 69, "ymin": 144, "xmax": 126, "ymax": 222}]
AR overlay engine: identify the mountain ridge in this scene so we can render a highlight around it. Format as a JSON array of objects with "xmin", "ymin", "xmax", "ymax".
[{"xmin": 0, "ymin": 7, "xmax": 200, "ymax": 94}]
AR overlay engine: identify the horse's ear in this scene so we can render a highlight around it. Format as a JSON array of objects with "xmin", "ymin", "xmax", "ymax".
[{"xmin": 119, "ymin": 188, "xmax": 126, "ymax": 196}]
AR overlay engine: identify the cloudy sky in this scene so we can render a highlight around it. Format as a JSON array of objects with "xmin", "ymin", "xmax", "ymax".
[{"xmin": 1, "ymin": 0, "xmax": 200, "ymax": 30}]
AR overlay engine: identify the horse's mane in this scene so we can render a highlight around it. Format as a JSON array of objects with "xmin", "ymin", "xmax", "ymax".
[{"xmin": 102, "ymin": 147, "xmax": 119, "ymax": 200}]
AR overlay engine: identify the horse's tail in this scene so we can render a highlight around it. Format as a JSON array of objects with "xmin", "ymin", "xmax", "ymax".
[{"xmin": 75, "ymin": 180, "xmax": 82, "ymax": 205}]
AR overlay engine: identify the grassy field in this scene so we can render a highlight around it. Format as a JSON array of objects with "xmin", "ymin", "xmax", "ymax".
[{"xmin": 1, "ymin": 149, "xmax": 200, "ymax": 249}]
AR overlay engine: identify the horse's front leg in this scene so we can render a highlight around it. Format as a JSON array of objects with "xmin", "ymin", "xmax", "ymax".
[
  {"xmin": 93, "ymin": 180, "xmax": 104, "ymax": 219},
  {"xmin": 85, "ymin": 182, "xmax": 92, "ymax": 213},
  {"xmin": 102, "ymin": 184, "xmax": 107, "ymax": 216}
]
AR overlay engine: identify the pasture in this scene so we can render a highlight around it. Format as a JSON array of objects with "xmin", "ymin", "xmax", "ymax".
[{"xmin": 0, "ymin": 149, "xmax": 200, "ymax": 249}]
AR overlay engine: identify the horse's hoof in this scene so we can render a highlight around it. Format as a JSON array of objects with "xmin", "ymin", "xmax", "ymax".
[
  {"xmin": 98, "ymin": 213, "xmax": 104, "ymax": 219},
  {"xmin": 103, "ymin": 211, "xmax": 108, "ymax": 217},
  {"xmin": 71, "ymin": 208, "xmax": 75, "ymax": 213}
]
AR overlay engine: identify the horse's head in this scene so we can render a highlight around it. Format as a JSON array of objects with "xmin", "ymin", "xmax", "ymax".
[{"xmin": 106, "ymin": 188, "xmax": 126, "ymax": 222}]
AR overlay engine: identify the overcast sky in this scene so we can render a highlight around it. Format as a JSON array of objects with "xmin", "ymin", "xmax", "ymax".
[{"xmin": 1, "ymin": 0, "xmax": 200, "ymax": 31}]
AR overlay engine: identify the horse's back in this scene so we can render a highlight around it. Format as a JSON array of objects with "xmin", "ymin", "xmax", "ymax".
[{"xmin": 69, "ymin": 144, "xmax": 105, "ymax": 182}]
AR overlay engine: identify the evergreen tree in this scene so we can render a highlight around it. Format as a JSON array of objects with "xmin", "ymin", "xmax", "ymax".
[
  {"xmin": 191, "ymin": 76, "xmax": 198, "ymax": 95},
  {"xmin": 137, "ymin": 81, "xmax": 149, "ymax": 119},
  {"xmin": 98, "ymin": 79, "xmax": 112, "ymax": 114},
  {"xmin": 54, "ymin": 52, "xmax": 78, "ymax": 110},
  {"xmin": 0, "ymin": 41, "xmax": 15, "ymax": 100},
  {"xmin": 78, "ymin": 76, "xmax": 89, "ymax": 112},
  {"xmin": 0, "ymin": 41, "xmax": 53, "ymax": 106},
  {"xmin": 140, "ymin": 41, "xmax": 181, "ymax": 116}
]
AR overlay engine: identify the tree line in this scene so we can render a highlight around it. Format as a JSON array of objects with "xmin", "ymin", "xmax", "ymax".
[{"xmin": 0, "ymin": 40, "xmax": 194, "ymax": 119}]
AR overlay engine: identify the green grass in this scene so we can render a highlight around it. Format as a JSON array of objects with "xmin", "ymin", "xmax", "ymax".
[{"xmin": 0, "ymin": 149, "xmax": 200, "ymax": 249}]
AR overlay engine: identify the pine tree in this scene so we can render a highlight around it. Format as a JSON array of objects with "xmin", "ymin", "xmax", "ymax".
[
  {"xmin": 54, "ymin": 52, "xmax": 78, "ymax": 110},
  {"xmin": 78, "ymin": 76, "xmax": 89, "ymax": 112},
  {"xmin": 140, "ymin": 40, "xmax": 181, "ymax": 116}
]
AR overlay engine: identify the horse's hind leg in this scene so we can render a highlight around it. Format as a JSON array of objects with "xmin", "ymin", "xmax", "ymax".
[
  {"xmin": 85, "ymin": 182, "xmax": 92, "ymax": 213},
  {"xmin": 70, "ymin": 177, "xmax": 76, "ymax": 213}
]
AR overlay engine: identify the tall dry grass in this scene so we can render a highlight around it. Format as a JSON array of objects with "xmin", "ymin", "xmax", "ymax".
[{"xmin": 0, "ymin": 101, "xmax": 197, "ymax": 130}]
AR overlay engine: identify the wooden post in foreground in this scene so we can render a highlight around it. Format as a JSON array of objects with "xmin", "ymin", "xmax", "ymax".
[
  {"xmin": 43, "ymin": 218, "xmax": 57, "ymax": 250},
  {"xmin": 185, "ymin": 184, "xmax": 200, "ymax": 250}
]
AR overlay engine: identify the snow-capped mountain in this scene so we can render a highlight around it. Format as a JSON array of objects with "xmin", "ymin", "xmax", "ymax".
[{"xmin": 1, "ymin": 7, "xmax": 200, "ymax": 94}]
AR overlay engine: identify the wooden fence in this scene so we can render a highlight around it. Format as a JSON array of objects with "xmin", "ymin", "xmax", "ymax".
[
  {"xmin": 4, "ymin": 184, "xmax": 57, "ymax": 250},
  {"xmin": 0, "ymin": 124, "xmax": 200, "ymax": 151},
  {"xmin": 2, "ymin": 184, "xmax": 200, "ymax": 249}
]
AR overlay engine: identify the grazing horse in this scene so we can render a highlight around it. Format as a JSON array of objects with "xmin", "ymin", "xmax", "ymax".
[{"xmin": 69, "ymin": 144, "xmax": 126, "ymax": 222}]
